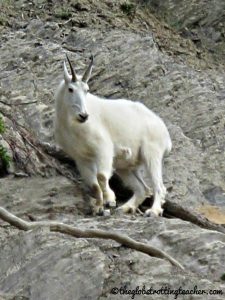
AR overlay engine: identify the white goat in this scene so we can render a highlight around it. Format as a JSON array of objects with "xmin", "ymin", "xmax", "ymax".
[{"xmin": 54, "ymin": 55, "xmax": 172, "ymax": 216}]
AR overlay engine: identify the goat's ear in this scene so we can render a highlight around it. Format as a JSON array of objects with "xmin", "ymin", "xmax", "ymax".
[
  {"xmin": 82, "ymin": 55, "xmax": 93, "ymax": 83},
  {"xmin": 63, "ymin": 61, "xmax": 71, "ymax": 84}
]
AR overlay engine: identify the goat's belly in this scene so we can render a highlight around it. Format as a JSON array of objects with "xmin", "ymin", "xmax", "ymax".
[
  {"xmin": 113, "ymin": 150, "xmax": 141, "ymax": 171},
  {"xmin": 113, "ymin": 159, "xmax": 130, "ymax": 170}
]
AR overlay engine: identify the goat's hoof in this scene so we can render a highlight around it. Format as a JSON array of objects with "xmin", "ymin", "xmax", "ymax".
[
  {"xmin": 93, "ymin": 206, "xmax": 111, "ymax": 217},
  {"xmin": 105, "ymin": 199, "xmax": 117, "ymax": 208},
  {"xmin": 118, "ymin": 204, "xmax": 137, "ymax": 214},
  {"xmin": 93, "ymin": 206, "xmax": 104, "ymax": 216},
  {"xmin": 144, "ymin": 207, "xmax": 163, "ymax": 217},
  {"xmin": 103, "ymin": 209, "xmax": 111, "ymax": 217}
]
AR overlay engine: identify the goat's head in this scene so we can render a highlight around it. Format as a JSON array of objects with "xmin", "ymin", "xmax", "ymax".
[{"xmin": 63, "ymin": 55, "xmax": 93, "ymax": 123}]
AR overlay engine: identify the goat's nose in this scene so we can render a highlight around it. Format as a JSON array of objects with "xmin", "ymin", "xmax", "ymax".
[{"xmin": 78, "ymin": 113, "xmax": 89, "ymax": 122}]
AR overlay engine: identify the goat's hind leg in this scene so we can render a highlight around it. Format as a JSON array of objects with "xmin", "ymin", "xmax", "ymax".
[
  {"xmin": 117, "ymin": 170, "xmax": 147, "ymax": 214},
  {"xmin": 144, "ymin": 149, "xmax": 165, "ymax": 217},
  {"xmin": 160, "ymin": 183, "xmax": 167, "ymax": 205},
  {"xmin": 133, "ymin": 168, "xmax": 151, "ymax": 195}
]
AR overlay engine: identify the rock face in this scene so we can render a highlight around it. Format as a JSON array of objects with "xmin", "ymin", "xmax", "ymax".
[
  {"xmin": 0, "ymin": 1, "xmax": 225, "ymax": 299},
  {"xmin": 144, "ymin": 0, "xmax": 225, "ymax": 62}
]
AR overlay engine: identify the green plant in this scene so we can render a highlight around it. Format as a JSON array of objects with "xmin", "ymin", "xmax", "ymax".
[
  {"xmin": 221, "ymin": 273, "xmax": 225, "ymax": 281},
  {"xmin": 0, "ymin": 115, "xmax": 11, "ymax": 169},
  {"xmin": 0, "ymin": 145, "xmax": 11, "ymax": 168},
  {"xmin": 54, "ymin": 8, "xmax": 72, "ymax": 20},
  {"xmin": 0, "ymin": 0, "xmax": 13, "ymax": 27},
  {"xmin": 0, "ymin": 115, "xmax": 5, "ymax": 134},
  {"xmin": 120, "ymin": 1, "xmax": 136, "ymax": 16}
]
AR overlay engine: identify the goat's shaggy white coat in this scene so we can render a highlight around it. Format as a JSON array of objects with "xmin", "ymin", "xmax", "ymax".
[{"xmin": 54, "ymin": 56, "xmax": 172, "ymax": 216}]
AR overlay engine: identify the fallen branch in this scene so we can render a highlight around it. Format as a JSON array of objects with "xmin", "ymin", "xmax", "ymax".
[
  {"xmin": 0, "ymin": 206, "xmax": 184, "ymax": 270},
  {"xmin": 164, "ymin": 201, "xmax": 225, "ymax": 234}
]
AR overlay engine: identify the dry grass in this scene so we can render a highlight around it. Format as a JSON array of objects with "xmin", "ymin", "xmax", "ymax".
[
  {"xmin": 198, "ymin": 204, "xmax": 225, "ymax": 225},
  {"xmin": 0, "ymin": 0, "xmax": 14, "ymax": 26}
]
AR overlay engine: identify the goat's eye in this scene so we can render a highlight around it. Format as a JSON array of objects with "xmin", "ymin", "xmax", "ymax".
[{"xmin": 68, "ymin": 87, "xmax": 73, "ymax": 93}]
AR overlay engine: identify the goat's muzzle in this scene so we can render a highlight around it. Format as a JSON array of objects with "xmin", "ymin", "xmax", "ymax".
[{"xmin": 78, "ymin": 113, "xmax": 89, "ymax": 123}]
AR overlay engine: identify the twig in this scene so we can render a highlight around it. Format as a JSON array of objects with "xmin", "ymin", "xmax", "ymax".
[
  {"xmin": 16, "ymin": 101, "xmax": 38, "ymax": 105},
  {"xmin": 62, "ymin": 44, "xmax": 85, "ymax": 53},
  {"xmin": 0, "ymin": 100, "xmax": 12, "ymax": 107},
  {"xmin": 0, "ymin": 100, "xmax": 37, "ymax": 106},
  {"xmin": 0, "ymin": 206, "xmax": 184, "ymax": 270}
]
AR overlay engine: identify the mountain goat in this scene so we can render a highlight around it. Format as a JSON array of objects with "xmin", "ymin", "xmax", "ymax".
[{"xmin": 54, "ymin": 55, "xmax": 172, "ymax": 216}]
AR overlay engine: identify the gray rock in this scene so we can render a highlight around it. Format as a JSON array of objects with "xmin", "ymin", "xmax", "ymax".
[
  {"xmin": 0, "ymin": 1, "xmax": 225, "ymax": 299},
  {"xmin": 144, "ymin": 0, "xmax": 225, "ymax": 62}
]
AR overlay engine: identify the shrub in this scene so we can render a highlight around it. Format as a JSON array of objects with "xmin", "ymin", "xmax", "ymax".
[
  {"xmin": 120, "ymin": 1, "xmax": 136, "ymax": 16},
  {"xmin": 0, "ymin": 115, "xmax": 11, "ymax": 170}
]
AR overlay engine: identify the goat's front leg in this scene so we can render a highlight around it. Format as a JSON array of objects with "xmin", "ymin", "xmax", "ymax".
[
  {"xmin": 89, "ymin": 184, "xmax": 105, "ymax": 216},
  {"xmin": 97, "ymin": 173, "xmax": 116, "ymax": 208},
  {"xmin": 96, "ymin": 154, "xmax": 116, "ymax": 208},
  {"xmin": 76, "ymin": 161, "xmax": 104, "ymax": 215}
]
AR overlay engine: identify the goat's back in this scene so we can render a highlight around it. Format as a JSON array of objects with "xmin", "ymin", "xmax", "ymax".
[{"xmin": 86, "ymin": 94, "xmax": 171, "ymax": 154}]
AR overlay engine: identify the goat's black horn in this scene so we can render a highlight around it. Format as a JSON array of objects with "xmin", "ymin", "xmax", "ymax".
[
  {"xmin": 82, "ymin": 55, "xmax": 93, "ymax": 83},
  {"xmin": 66, "ymin": 54, "xmax": 77, "ymax": 82}
]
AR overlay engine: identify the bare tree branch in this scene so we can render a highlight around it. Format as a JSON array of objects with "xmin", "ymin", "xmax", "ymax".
[
  {"xmin": 164, "ymin": 201, "xmax": 225, "ymax": 234},
  {"xmin": 0, "ymin": 206, "xmax": 184, "ymax": 270}
]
